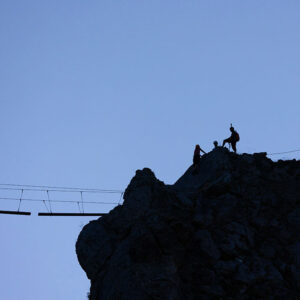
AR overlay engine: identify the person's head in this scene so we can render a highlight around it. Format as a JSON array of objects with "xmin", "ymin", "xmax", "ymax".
[
  {"xmin": 230, "ymin": 126, "xmax": 234, "ymax": 132},
  {"xmin": 213, "ymin": 141, "xmax": 218, "ymax": 147},
  {"xmin": 195, "ymin": 144, "xmax": 200, "ymax": 150}
]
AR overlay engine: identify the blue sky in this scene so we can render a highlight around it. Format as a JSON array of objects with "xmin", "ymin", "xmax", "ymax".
[{"xmin": 1, "ymin": 1, "xmax": 299, "ymax": 299}]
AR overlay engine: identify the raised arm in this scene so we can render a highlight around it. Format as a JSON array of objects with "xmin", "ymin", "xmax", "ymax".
[{"xmin": 200, "ymin": 147, "xmax": 206, "ymax": 154}]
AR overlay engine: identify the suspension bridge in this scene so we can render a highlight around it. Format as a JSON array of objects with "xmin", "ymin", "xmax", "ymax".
[{"xmin": 0, "ymin": 183, "xmax": 124, "ymax": 217}]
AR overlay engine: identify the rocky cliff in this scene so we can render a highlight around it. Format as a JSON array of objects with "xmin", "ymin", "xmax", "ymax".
[{"xmin": 76, "ymin": 147, "xmax": 300, "ymax": 299}]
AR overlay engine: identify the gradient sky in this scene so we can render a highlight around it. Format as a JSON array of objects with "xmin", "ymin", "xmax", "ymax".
[{"xmin": 1, "ymin": 1, "xmax": 300, "ymax": 299}]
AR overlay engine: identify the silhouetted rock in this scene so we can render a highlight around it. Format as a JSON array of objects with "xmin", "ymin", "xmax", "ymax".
[{"xmin": 76, "ymin": 148, "xmax": 300, "ymax": 299}]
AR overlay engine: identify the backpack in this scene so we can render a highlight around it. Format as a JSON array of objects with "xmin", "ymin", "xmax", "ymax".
[{"xmin": 234, "ymin": 131, "xmax": 240, "ymax": 142}]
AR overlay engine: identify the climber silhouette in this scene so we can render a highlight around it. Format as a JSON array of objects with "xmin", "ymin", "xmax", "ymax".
[
  {"xmin": 222, "ymin": 124, "xmax": 240, "ymax": 153},
  {"xmin": 192, "ymin": 145, "xmax": 206, "ymax": 175},
  {"xmin": 193, "ymin": 144, "xmax": 206, "ymax": 165}
]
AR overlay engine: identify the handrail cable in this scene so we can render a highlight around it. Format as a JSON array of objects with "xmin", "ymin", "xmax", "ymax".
[
  {"xmin": 0, "ymin": 197, "xmax": 118, "ymax": 205},
  {"xmin": 268, "ymin": 148, "xmax": 300, "ymax": 156},
  {"xmin": 0, "ymin": 183, "xmax": 123, "ymax": 193},
  {"xmin": 0, "ymin": 187, "xmax": 122, "ymax": 194}
]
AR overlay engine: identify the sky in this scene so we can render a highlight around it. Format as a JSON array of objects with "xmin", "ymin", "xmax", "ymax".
[{"xmin": 0, "ymin": 1, "xmax": 300, "ymax": 299}]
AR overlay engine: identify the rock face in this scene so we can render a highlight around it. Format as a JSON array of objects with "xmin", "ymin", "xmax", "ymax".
[{"xmin": 76, "ymin": 148, "xmax": 300, "ymax": 299}]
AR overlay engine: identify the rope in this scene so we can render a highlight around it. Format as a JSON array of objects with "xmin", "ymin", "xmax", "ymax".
[
  {"xmin": 43, "ymin": 200, "xmax": 50, "ymax": 213},
  {"xmin": 80, "ymin": 192, "xmax": 84, "ymax": 214},
  {"xmin": 268, "ymin": 148, "xmax": 300, "ymax": 156},
  {"xmin": 0, "ymin": 187, "xmax": 122, "ymax": 194},
  {"xmin": 47, "ymin": 190, "xmax": 52, "ymax": 213},
  {"xmin": 118, "ymin": 192, "xmax": 124, "ymax": 205},
  {"xmin": 0, "ymin": 183, "xmax": 123, "ymax": 193},
  {"xmin": 17, "ymin": 189, "xmax": 23, "ymax": 212},
  {"xmin": 0, "ymin": 197, "xmax": 118, "ymax": 205}
]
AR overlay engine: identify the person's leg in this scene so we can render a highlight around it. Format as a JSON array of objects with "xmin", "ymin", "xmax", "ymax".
[
  {"xmin": 232, "ymin": 142, "xmax": 237, "ymax": 153},
  {"xmin": 193, "ymin": 155, "xmax": 200, "ymax": 165},
  {"xmin": 223, "ymin": 138, "xmax": 230, "ymax": 147},
  {"xmin": 192, "ymin": 155, "xmax": 200, "ymax": 174}
]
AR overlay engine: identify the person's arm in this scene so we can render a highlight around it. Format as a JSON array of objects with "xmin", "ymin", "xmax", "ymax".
[{"xmin": 200, "ymin": 148, "xmax": 206, "ymax": 154}]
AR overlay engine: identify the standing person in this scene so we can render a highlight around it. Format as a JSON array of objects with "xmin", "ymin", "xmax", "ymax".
[
  {"xmin": 193, "ymin": 144, "xmax": 206, "ymax": 165},
  {"xmin": 222, "ymin": 124, "xmax": 240, "ymax": 153}
]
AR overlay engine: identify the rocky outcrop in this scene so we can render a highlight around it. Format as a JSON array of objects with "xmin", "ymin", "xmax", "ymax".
[{"xmin": 76, "ymin": 148, "xmax": 300, "ymax": 299}]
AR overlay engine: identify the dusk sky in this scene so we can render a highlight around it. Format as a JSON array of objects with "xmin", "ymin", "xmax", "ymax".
[{"xmin": 1, "ymin": 1, "xmax": 299, "ymax": 299}]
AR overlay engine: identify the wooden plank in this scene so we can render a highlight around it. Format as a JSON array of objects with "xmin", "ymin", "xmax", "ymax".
[
  {"xmin": 38, "ymin": 212, "xmax": 107, "ymax": 217},
  {"xmin": 0, "ymin": 210, "xmax": 31, "ymax": 216}
]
